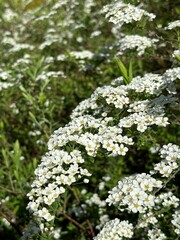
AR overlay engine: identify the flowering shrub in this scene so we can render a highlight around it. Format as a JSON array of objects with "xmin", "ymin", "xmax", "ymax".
[
  {"xmin": 0, "ymin": 0, "xmax": 179, "ymax": 240},
  {"xmin": 24, "ymin": 65, "xmax": 179, "ymax": 238}
]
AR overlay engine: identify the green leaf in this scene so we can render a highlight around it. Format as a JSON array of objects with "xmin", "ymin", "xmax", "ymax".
[
  {"xmin": 19, "ymin": 85, "xmax": 34, "ymax": 104},
  {"xmin": 24, "ymin": 0, "xmax": 47, "ymax": 11},
  {"xmin": 29, "ymin": 111, "xmax": 42, "ymax": 128},
  {"xmin": 2, "ymin": 149, "xmax": 9, "ymax": 168},
  {"xmin": 14, "ymin": 170, "xmax": 19, "ymax": 181},
  {"xmin": 33, "ymin": 158, "xmax": 37, "ymax": 169},
  {"xmin": 12, "ymin": 140, "xmax": 21, "ymax": 171},
  {"xmin": 116, "ymin": 59, "xmax": 133, "ymax": 85},
  {"xmin": 116, "ymin": 59, "xmax": 128, "ymax": 84},
  {"xmin": 128, "ymin": 59, "xmax": 133, "ymax": 83}
]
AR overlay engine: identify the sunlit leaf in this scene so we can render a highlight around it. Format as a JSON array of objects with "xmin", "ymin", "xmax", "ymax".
[
  {"xmin": 116, "ymin": 59, "xmax": 128, "ymax": 85},
  {"xmin": 24, "ymin": 0, "xmax": 47, "ymax": 11},
  {"xmin": 128, "ymin": 59, "xmax": 133, "ymax": 83}
]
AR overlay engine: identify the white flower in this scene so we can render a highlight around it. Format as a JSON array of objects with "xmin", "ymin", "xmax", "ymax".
[
  {"xmin": 102, "ymin": 1, "xmax": 155, "ymax": 27},
  {"xmin": 147, "ymin": 228, "xmax": 167, "ymax": 240},
  {"xmin": 153, "ymin": 144, "xmax": 180, "ymax": 177},
  {"xmin": 171, "ymin": 210, "xmax": 180, "ymax": 235},
  {"xmin": 37, "ymin": 207, "xmax": 54, "ymax": 222},
  {"xmin": 106, "ymin": 172, "xmax": 165, "ymax": 213},
  {"xmin": 117, "ymin": 144, "xmax": 128, "ymax": 155},
  {"xmin": 69, "ymin": 50, "xmax": 94, "ymax": 59},
  {"xmin": 165, "ymin": 20, "xmax": 180, "ymax": 30},
  {"xmin": 44, "ymin": 196, "xmax": 55, "ymax": 206},
  {"xmin": 172, "ymin": 49, "xmax": 180, "ymax": 59},
  {"xmin": 94, "ymin": 219, "xmax": 133, "ymax": 240},
  {"xmin": 118, "ymin": 35, "xmax": 158, "ymax": 56}
]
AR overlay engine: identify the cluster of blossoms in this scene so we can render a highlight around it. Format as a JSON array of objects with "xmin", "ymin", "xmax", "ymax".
[
  {"xmin": 106, "ymin": 170, "xmax": 179, "ymax": 213},
  {"xmin": 117, "ymin": 35, "xmax": 158, "ymax": 56},
  {"xmin": 94, "ymin": 218, "xmax": 133, "ymax": 240},
  {"xmin": 0, "ymin": 67, "xmax": 17, "ymax": 91},
  {"xmin": 106, "ymin": 146, "xmax": 179, "ymax": 209},
  {"xmin": 0, "ymin": 82, "xmax": 14, "ymax": 91},
  {"xmin": 102, "ymin": 144, "xmax": 179, "ymax": 239},
  {"xmin": 172, "ymin": 49, "xmax": 180, "ymax": 59},
  {"xmin": 27, "ymin": 149, "xmax": 91, "ymax": 222},
  {"xmin": 165, "ymin": 20, "xmax": 180, "ymax": 30},
  {"xmin": 35, "ymin": 70, "xmax": 66, "ymax": 81},
  {"xmin": 171, "ymin": 210, "xmax": 180, "ymax": 234},
  {"xmin": 84, "ymin": 0, "xmax": 96, "ymax": 14},
  {"xmin": 137, "ymin": 211, "xmax": 158, "ymax": 228},
  {"xmin": 0, "ymin": 0, "xmax": 101, "ymax": 92},
  {"xmin": 25, "ymin": 65, "xmax": 180, "ymax": 237},
  {"xmin": 51, "ymin": 227, "xmax": 61, "ymax": 239},
  {"xmin": 1, "ymin": 7, "xmax": 17, "ymax": 22},
  {"xmin": 147, "ymin": 228, "xmax": 167, "ymax": 240},
  {"xmin": 106, "ymin": 173, "xmax": 162, "ymax": 213},
  {"xmin": 66, "ymin": 50, "xmax": 95, "ymax": 70},
  {"xmin": 102, "ymin": 0, "xmax": 155, "ymax": 27},
  {"xmin": 155, "ymin": 192, "xmax": 179, "ymax": 208},
  {"xmin": 152, "ymin": 143, "xmax": 180, "ymax": 177},
  {"xmin": 95, "ymin": 214, "xmax": 110, "ymax": 231},
  {"xmin": 69, "ymin": 50, "xmax": 94, "ymax": 60},
  {"xmin": 0, "ymin": 196, "xmax": 13, "ymax": 229},
  {"xmin": 86, "ymin": 193, "xmax": 106, "ymax": 208}
]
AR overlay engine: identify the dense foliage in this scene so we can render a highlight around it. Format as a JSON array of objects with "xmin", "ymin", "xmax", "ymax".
[{"xmin": 0, "ymin": 0, "xmax": 179, "ymax": 239}]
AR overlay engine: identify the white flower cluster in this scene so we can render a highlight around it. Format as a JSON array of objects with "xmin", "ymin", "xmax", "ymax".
[
  {"xmin": 96, "ymin": 214, "xmax": 110, "ymax": 230},
  {"xmin": 36, "ymin": 70, "xmax": 66, "ymax": 81},
  {"xmin": 147, "ymin": 228, "xmax": 167, "ymax": 240},
  {"xmin": 126, "ymin": 68, "xmax": 179, "ymax": 95},
  {"xmin": 51, "ymin": 0, "xmax": 69, "ymax": 11},
  {"xmin": 171, "ymin": 210, "xmax": 180, "ymax": 234},
  {"xmin": 84, "ymin": 0, "xmax": 96, "ymax": 14},
  {"xmin": 153, "ymin": 143, "xmax": 180, "ymax": 177},
  {"xmin": 172, "ymin": 49, "xmax": 180, "ymax": 59},
  {"xmin": 27, "ymin": 149, "xmax": 91, "ymax": 222},
  {"xmin": 104, "ymin": 143, "xmax": 179, "ymax": 238},
  {"xmin": 10, "ymin": 43, "xmax": 34, "ymax": 53},
  {"xmin": 0, "ymin": 69, "xmax": 12, "ymax": 80},
  {"xmin": 137, "ymin": 211, "xmax": 158, "ymax": 228},
  {"xmin": 0, "ymin": 66, "xmax": 24, "ymax": 91},
  {"xmin": 106, "ymin": 173, "xmax": 162, "ymax": 213},
  {"xmin": 51, "ymin": 227, "xmax": 61, "ymax": 239},
  {"xmin": 69, "ymin": 50, "xmax": 94, "ymax": 59},
  {"xmin": 48, "ymin": 114, "xmax": 133, "ymax": 157},
  {"xmin": 86, "ymin": 193, "xmax": 106, "ymax": 207},
  {"xmin": 165, "ymin": 20, "xmax": 180, "ymax": 30},
  {"xmin": 102, "ymin": 0, "xmax": 155, "ymax": 27},
  {"xmin": 94, "ymin": 218, "xmax": 133, "ymax": 240},
  {"xmin": 12, "ymin": 54, "xmax": 32, "ymax": 69},
  {"xmin": 27, "ymin": 67, "xmax": 179, "ymax": 228},
  {"xmin": 135, "ymin": 191, "xmax": 179, "ymax": 238},
  {"xmin": 155, "ymin": 192, "xmax": 179, "ymax": 208},
  {"xmin": 118, "ymin": 35, "xmax": 158, "ymax": 56},
  {"xmin": 106, "ymin": 144, "xmax": 179, "ymax": 213},
  {"xmin": 0, "ymin": 82, "xmax": 14, "ymax": 91},
  {"xmin": 2, "ymin": 8, "xmax": 17, "ymax": 22}
]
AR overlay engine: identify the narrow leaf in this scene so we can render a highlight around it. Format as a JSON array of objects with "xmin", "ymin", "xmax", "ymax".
[
  {"xmin": 29, "ymin": 112, "xmax": 41, "ymax": 128},
  {"xmin": 24, "ymin": 0, "xmax": 47, "ymax": 11},
  {"xmin": 128, "ymin": 59, "xmax": 133, "ymax": 83},
  {"xmin": 116, "ymin": 59, "xmax": 129, "ymax": 85}
]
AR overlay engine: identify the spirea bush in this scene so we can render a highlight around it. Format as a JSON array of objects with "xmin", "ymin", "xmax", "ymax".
[{"xmin": 0, "ymin": 0, "xmax": 179, "ymax": 240}]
